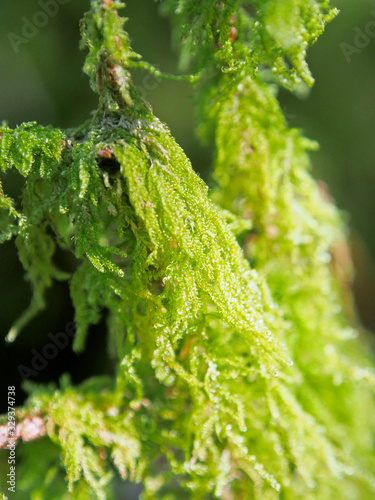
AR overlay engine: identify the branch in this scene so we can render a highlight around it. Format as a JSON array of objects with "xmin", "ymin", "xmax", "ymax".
[{"xmin": 0, "ymin": 415, "xmax": 46, "ymax": 449}]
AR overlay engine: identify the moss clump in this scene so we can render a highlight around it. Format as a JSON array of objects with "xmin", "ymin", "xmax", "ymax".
[{"xmin": 0, "ymin": 1, "xmax": 374, "ymax": 499}]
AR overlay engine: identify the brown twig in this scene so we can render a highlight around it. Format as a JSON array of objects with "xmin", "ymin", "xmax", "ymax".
[{"xmin": 0, "ymin": 416, "xmax": 46, "ymax": 449}]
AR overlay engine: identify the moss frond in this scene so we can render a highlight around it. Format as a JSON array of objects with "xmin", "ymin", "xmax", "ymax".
[{"xmin": 162, "ymin": 0, "xmax": 338, "ymax": 88}]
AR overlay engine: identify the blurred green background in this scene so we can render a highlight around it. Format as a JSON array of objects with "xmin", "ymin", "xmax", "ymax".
[{"xmin": 0, "ymin": 0, "xmax": 375, "ymax": 411}]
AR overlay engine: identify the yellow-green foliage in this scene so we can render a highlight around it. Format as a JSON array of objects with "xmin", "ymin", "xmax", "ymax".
[{"xmin": 0, "ymin": 1, "xmax": 374, "ymax": 499}]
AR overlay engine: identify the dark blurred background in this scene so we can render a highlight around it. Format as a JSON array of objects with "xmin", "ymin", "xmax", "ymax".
[{"xmin": 0, "ymin": 0, "xmax": 374, "ymax": 414}]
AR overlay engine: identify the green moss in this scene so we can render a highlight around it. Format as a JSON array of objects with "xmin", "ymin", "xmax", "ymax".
[{"xmin": 0, "ymin": 1, "xmax": 374, "ymax": 499}]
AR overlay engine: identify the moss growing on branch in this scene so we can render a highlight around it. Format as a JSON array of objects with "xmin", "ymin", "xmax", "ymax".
[{"xmin": 0, "ymin": 1, "xmax": 374, "ymax": 499}]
